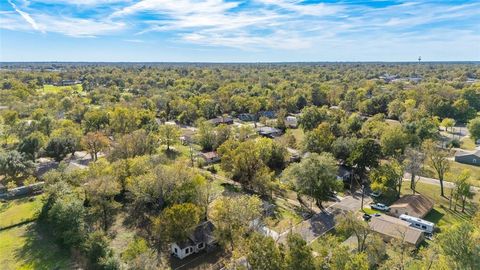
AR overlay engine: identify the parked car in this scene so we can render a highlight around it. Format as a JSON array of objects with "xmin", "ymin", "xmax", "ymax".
[
  {"xmin": 370, "ymin": 191, "xmax": 381, "ymax": 198},
  {"xmin": 370, "ymin": 203, "xmax": 390, "ymax": 211}
]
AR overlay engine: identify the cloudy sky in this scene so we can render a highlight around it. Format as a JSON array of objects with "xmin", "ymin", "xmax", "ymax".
[{"xmin": 1, "ymin": 0, "xmax": 479, "ymax": 62}]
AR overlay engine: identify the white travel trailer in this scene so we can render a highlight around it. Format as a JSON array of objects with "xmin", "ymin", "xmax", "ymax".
[{"xmin": 399, "ymin": 214, "xmax": 434, "ymax": 234}]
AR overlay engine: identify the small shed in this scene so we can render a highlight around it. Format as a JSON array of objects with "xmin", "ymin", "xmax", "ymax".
[
  {"xmin": 389, "ymin": 194, "xmax": 434, "ymax": 218},
  {"xmin": 454, "ymin": 150, "xmax": 480, "ymax": 166},
  {"xmin": 171, "ymin": 221, "xmax": 216, "ymax": 259}
]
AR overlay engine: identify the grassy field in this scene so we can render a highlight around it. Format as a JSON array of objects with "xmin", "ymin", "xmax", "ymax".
[
  {"xmin": 0, "ymin": 195, "xmax": 43, "ymax": 229},
  {"xmin": 401, "ymin": 182, "xmax": 479, "ymax": 230},
  {"xmin": 460, "ymin": 136, "xmax": 477, "ymax": 150},
  {"xmin": 41, "ymin": 84, "xmax": 83, "ymax": 94},
  {"xmin": 422, "ymin": 160, "xmax": 480, "ymax": 187},
  {"xmin": 0, "ymin": 223, "xmax": 71, "ymax": 270}
]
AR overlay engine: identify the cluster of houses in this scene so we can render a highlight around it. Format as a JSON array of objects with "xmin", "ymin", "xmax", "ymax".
[{"xmin": 368, "ymin": 194, "xmax": 435, "ymax": 246}]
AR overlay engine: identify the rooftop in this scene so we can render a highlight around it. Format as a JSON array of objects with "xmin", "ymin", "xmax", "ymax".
[{"xmin": 369, "ymin": 215, "xmax": 424, "ymax": 245}]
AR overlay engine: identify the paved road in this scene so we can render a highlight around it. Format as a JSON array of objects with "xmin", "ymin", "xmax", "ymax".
[{"xmin": 404, "ymin": 173, "xmax": 480, "ymax": 192}]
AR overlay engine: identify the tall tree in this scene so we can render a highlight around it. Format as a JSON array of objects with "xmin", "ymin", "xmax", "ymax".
[
  {"xmin": 81, "ymin": 131, "xmax": 110, "ymax": 161},
  {"xmin": 152, "ymin": 203, "xmax": 202, "ymax": 244},
  {"xmin": 336, "ymin": 212, "xmax": 371, "ymax": 252},
  {"xmin": 285, "ymin": 233, "xmax": 315, "ymax": 270},
  {"xmin": 284, "ymin": 152, "xmax": 340, "ymax": 209},
  {"xmin": 467, "ymin": 117, "xmax": 480, "ymax": 143},
  {"xmin": 247, "ymin": 233, "xmax": 284, "ymax": 270},
  {"xmin": 403, "ymin": 147, "xmax": 424, "ymax": 194},
  {"xmin": 423, "ymin": 139, "xmax": 450, "ymax": 197},
  {"xmin": 347, "ymin": 138, "xmax": 381, "ymax": 182},
  {"xmin": 158, "ymin": 124, "xmax": 180, "ymax": 152},
  {"xmin": 209, "ymin": 195, "xmax": 262, "ymax": 251}
]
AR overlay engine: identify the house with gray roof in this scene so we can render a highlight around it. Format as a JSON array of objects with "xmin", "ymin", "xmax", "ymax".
[{"xmin": 454, "ymin": 150, "xmax": 480, "ymax": 166}]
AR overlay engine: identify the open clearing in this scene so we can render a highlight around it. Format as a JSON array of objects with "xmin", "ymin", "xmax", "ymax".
[{"xmin": 0, "ymin": 223, "xmax": 71, "ymax": 270}]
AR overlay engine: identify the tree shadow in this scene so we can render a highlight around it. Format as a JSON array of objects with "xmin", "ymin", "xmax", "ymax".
[
  {"xmin": 15, "ymin": 224, "xmax": 71, "ymax": 270},
  {"xmin": 423, "ymin": 208, "xmax": 444, "ymax": 224}
]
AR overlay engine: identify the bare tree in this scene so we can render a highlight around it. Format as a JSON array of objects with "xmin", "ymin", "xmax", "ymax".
[{"xmin": 403, "ymin": 147, "xmax": 425, "ymax": 194}]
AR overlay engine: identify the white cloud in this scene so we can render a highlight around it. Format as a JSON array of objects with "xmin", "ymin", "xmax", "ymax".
[{"xmin": 7, "ymin": 0, "xmax": 44, "ymax": 33}]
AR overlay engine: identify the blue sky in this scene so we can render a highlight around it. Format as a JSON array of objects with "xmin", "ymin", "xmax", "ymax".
[{"xmin": 0, "ymin": 0, "xmax": 479, "ymax": 62}]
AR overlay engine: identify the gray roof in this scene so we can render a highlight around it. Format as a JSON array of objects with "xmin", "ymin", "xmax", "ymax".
[{"xmin": 455, "ymin": 150, "xmax": 480, "ymax": 157}]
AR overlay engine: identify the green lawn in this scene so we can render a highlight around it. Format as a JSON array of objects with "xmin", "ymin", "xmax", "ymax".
[
  {"xmin": 362, "ymin": 207, "xmax": 381, "ymax": 215},
  {"xmin": 285, "ymin": 128, "xmax": 304, "ymax": 148},
  {"xmin": 0, "ymin": 196, "xmax": 43, "ymax": 229},
  {"xmin": 422, "ymin": 160, "xmax": 480, "ymax": 187},
  {"xmin": 0, "ymin": 223, "xmax": 71, "ymax": 270},
  {"xmin": 265, "ymin": 198, "xmax": 303, "ymax": 233},
  {"xmin": 41, "ymin": 84, "xmax": 83, "ymax": 94},
  {"xmin": 460, "ymin": 136, "xmax": 477, "ymax": 150},
  {"xmin": 401, "ymin": 182, "xmax": 479, "ymax": 230}
]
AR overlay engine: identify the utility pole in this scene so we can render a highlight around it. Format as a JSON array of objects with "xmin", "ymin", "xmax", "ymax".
[{"xmin": 360, "ymin": 184, "xmax": 365, "ymax": 211}]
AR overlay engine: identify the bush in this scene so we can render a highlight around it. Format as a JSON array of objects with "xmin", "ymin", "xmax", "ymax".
[{"xmin": 447, "ymin": 139, "xmax": 460, "ymax": 148}]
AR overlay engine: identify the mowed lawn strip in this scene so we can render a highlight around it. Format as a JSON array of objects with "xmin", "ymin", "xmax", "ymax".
[{"xmin": 0, "ymin": 195, "xmax": 44, "ymax": 228}]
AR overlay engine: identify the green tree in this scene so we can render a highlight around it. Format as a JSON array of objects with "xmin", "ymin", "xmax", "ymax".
[
  {"xmin": 336, "ymin": 212, "xmax": 371, "ymax": 252},
  {"xmin": 284, "ymin": 152, "xmax": 340, "ymax": 209},
  {"xmin": 423, "ymin": 139, "xmax": 450, "ymax": 197},
  {"xmin": 452, "ymin": 170, "xmax": 474, "ymax": 212},
  {"xmin": 0, "ymin": 150, "xmax": 35, "ymax": 180},
  {"xmin": 298, "ymin": 106, "xmax": 328, "ymax": 131},
  {"xmin": 209, "ymin": 195, "xmax": 262, "ymax": 251},
  {"xmin": 158, "ymin": 124, "xmax": 180, "ymax": 152},
  {"xmin": 45, "ymin": 137, "xmax": 76, "ymax": 161},
  {"xmin": 196, "ymin": 120, "xmax": 216, "ymax": 151},
  {"xmin": 347, "ymin": 138, "xmax": 381, "ymax": 181},
  {"xmin": 81, "ymin": 131, "xmax": 110, "ymax": 161},
  {"xmin": 153, "ymin": 203, "xmax": 202, "ymax": 244},
  {"xmin": 303, "ymin": 122, "xmax": 335, "ymax": 153},
  {"xmin": 85, "ymin": 174, "xmax": 121, "ymax": 231},
  {"xmin": 247, "ymin": 233, "xmax": 284, "ymax": 270},
  {"xmin": 370, "ymin": 160, "xmax": 404, "ymax": 199},
  {"xmin": 285, "ymin": 233, "xmax": 315, "ymax": 270},
  {"xmin": 467, "ymin": 117, "xmax": 480, "ymax": 143},
  {"xmin": 437, "ymin": 222, "xmax": 480, "ymax": 270},
  {"xmin": 440, "ymin": 118, "xmax": 455, "ymax": 133},
  {"xmin": 380, "ymin": 126, "xmax": 409, "ymax": 157},
  {"xmin": 17, "ymin": 131, "xmax": 47, "ymax": 160}
]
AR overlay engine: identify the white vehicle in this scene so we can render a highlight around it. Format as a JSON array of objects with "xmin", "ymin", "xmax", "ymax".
[
  {"xmin": 370, "ymin": 191, "xmax": 381, "ymax": 198},
  {"xmin": 370, "ymin": 203, "xmax": 390, "ymax": 211},
  {"xmin": 399, "ymin": 214, "xmax": 435, "ymax": 234}
]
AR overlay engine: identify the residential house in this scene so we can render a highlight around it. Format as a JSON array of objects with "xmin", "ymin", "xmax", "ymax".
[
  {"xmin": 238, "ymin": 113, "xmax": 256, "ymax": 122},
  {"xmin": 285, "ymin": 116, "xmax": 298, "ymax": 128},
  {"xmin": 171, "ymin": 221, "xmax": 216, "ymax": 259},
  {"xmin": 369, "ymin": 215, "xmax": 425, "ymax": 246},
  {"xmin": 389, "ymin": 194, "xmax": 434, "ymax": 218},
  {"xmin": 454, "ymin": 150, "xmax": 480, "ymax": 166},
  {"xmin": 209, "ymin": 116, "xmax": 233, "ymax": 126},
  {"xmin": 257, "ymin": 126, "xmax": 282, "ymax": 138},
  {"xmin": 199, "ymin": 151, "xmax": 220, "ymax": 164},
  {"xmin": 259, "ymin": 111, "xmax": 276, "ymax": 119}
]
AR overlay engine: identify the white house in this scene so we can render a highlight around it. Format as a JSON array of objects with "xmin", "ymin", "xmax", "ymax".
[
  {"xmin": 285, "ymin": 116, "xmax": 298, "ymax": 128},
  {"xmin": 171, "ymin": 221, "xmax": 216, "ymax": 259}
]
